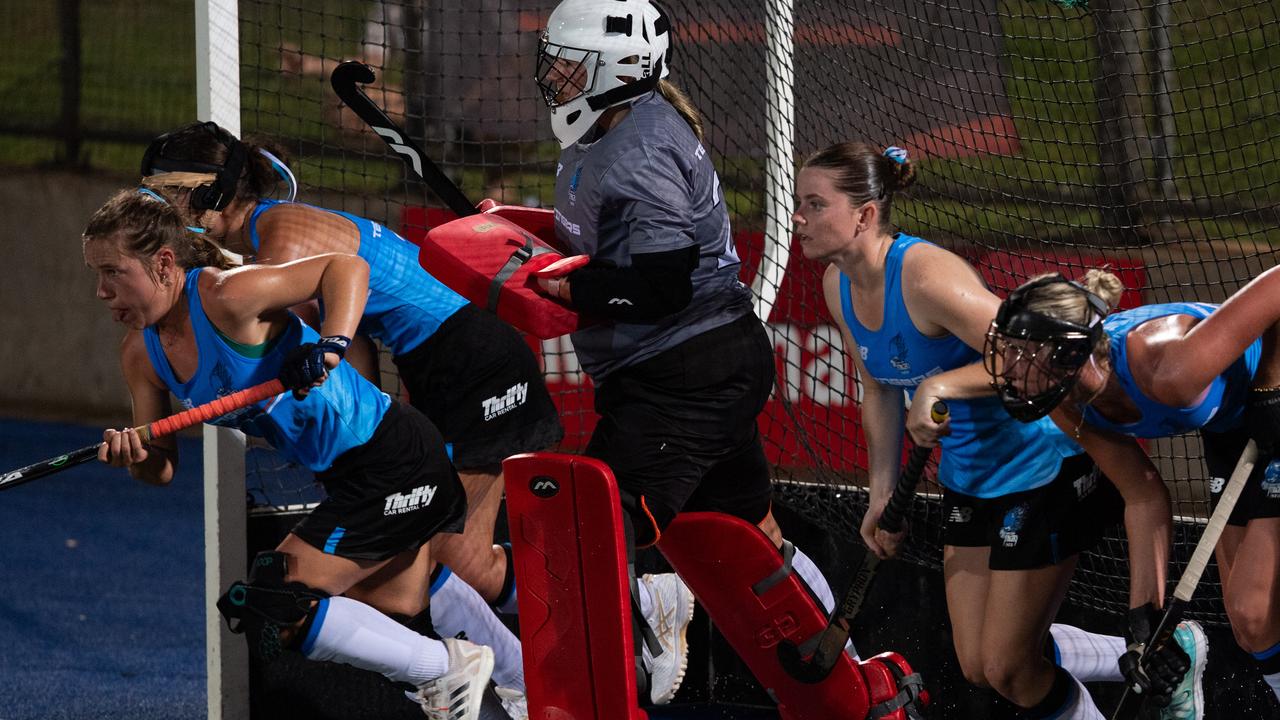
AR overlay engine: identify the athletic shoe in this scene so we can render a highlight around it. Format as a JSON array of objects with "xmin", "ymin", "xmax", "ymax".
[
  {"xmin": 639, "ymin": 573, "xmax": 696, "ymax": 705},
  {"xmin": 494, "ymin": 686, "xmax": 528, "ymax": 720},
  {"xmin": 1160, "ymin": 620, "xmax": 1208, "ymax": 720},
  {"xmin": 415, "ymin": 637, "xmax": 496, "ymax": 720}
]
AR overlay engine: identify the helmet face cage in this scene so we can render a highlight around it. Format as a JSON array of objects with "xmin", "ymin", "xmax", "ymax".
[
  {"xmin": 984, "ymin": 323, "xmax": 1093, "ymax": 422},
  {"xmin": 983, "ymin": 274, "xmax": 1109, "ymax": 422},
  {"xmin": 537, "ymin": 0, "xmax": 672, "ymax": 147},
  {"xmin": 535, "ymin": 38, "xmax": 599, "ymax": 108}
]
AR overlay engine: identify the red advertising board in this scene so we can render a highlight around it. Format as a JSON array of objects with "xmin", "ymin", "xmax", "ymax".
[{"xmin": 401, "ymin": 207, "xmax": 1146, "ymax": 473}]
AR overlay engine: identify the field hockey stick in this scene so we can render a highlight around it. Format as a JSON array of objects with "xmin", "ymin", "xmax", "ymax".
[
  {"xmin": 0, "ymin": 379, "xmax": 285, "ymax": 493},
  {"xmin": 330, "ymin": 61, "xmax": 477, "ymax": 218},
  {"xmin": 777, "ymin": 401, "xmax": 948, "ymax": 682},
  {"xmin": 1110, "ymin": 438, "xmax": 1259, "ymax": 720}
]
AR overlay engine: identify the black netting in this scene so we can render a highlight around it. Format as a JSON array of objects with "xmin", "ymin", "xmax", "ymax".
[{"xmin": 238, "ymin": 0, "xmax": 1280, "ymax": 633}]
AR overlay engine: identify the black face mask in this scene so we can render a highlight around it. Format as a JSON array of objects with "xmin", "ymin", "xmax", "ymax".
[
  {"xmin": 983, "ymin": 274, "xmax": 1109, "ymax": 422},
  {"xmin": 140, "ymin": 121, "xmax": 246, "ymax": 212}
]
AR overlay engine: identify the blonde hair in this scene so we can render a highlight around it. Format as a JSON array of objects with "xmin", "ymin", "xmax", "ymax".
[
  {"xmin": 1018, "ymin": 269, "xmax": 1123, "ymax": 356},
  {"xmin": 657, "ymin": 79, "xmax": 704, "ymax": 141},
  {"xmin": 83, "ymin": 189, "xmax": 235, "ymax": 275}
]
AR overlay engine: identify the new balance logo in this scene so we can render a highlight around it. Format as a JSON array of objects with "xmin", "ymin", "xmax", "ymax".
[
  {"xmin": 482, "ymin": 382, "xmax": 528, "ymax": 421},
  {"xmin": 1208, "ymin": 476, "xmax": 1226, "ymax": 494},
  {"xmin": 948, "ymin": 507, "xmax": 972, "ymax": 524},
  {"xmin": 607, "ymin": 297, "xmax": 633, "ymax": 305},
  {"xmin": 384, "ymin": 484, "xmax": 438, "ymax": 516}
]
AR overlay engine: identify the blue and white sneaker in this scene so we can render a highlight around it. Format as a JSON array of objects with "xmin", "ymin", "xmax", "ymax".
[{"xmin": 1160, "ymin": 620, "xmax": 1208, "ymax": 720}]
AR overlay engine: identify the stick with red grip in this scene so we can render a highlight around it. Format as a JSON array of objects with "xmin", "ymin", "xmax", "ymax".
[{"xmin": 0, "ymin": 379, "xmax": 284, "ymax": 492}]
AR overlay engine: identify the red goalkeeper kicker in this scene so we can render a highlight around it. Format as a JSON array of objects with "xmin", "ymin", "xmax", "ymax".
[{"xmin": 0, "ymin": 379, "xmax": 285, "ymax": 492}]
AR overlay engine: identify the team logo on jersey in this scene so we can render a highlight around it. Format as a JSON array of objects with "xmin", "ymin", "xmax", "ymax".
[
  {"xmin": 1263, "ymin": 460, "xmax": 1280, "ymax": 499},
  {"xmin": 1073, "ymin": 467, "xmax": 1100, "ymax": 499},
  {"xmin": 948, "ymin": 506, "xmax": 973, "ymax": 524},
  {"xmin": 384, "ymin": 484, "xmax": 438, "ymax": 516},
  {"xmin": 567, "ymin": 166, "xmax": 582, "ymax": 205},
  {"xmin": 1208, "ymin": 476, "xmax": 1226, "ymax": 494},
  {"xmin": 483, "ymin": 382, "xmax": 529, "ymax": 421},
  {"xmin": 999, "ymin": 503, "xmax": 1028, "ymax": 547},
  {"xmin": 889, "ymin": 333, "xmax": 910, "ymax": 372}
]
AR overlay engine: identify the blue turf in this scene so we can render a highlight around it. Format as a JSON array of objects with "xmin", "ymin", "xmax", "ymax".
[{"xmin": 0, "ymin": 418, "xmax": 206, "ymax": 720}]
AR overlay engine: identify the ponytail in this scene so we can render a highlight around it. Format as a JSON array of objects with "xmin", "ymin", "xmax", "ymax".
[{"xmin": 657, "ymin": 80, "xmax": 704, "ymax": 141}]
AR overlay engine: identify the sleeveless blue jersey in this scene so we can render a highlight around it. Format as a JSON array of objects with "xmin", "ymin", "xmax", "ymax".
[
  {"xmin": 1083, "ymin": 302, "xmax": 1260, "ymax": 438},
  {"xmin": 143, "ymin": 267, "xmax": 392, "ymax": 471},
  {"xmin": 839, "ymin": 234, "xmax": 1079, "ymax": 497},
  {"xmin": 249, "ymin": 200, "xmax": 468, "ymax": 357}
]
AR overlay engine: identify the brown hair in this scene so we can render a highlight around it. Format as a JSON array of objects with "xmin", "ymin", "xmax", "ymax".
[
  {"xmin": 657, "ymin": 79, "xmax": 704, "ymax": 141},
  {"xmin": 802, "ymin": 142, "xmax": 917, "ymax": 231},
  {"xmin": 83, "ymin": 189, "xmax": 235, "ymax": 275}
]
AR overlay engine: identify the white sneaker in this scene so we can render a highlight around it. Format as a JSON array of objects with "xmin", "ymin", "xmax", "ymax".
[
  {"xmin": 639, "ymin": 573, "xmax": 696, "ymax": 705},
  {"xmin": 1159, "ymin": 620, "xmax": 1208, "ymax": 720},
  {"xmin": 415, "ymin": 637, "xmax": 496, "ymax": 720},
  {"xmin": 494, "ymin": 686, "xmax": 528, "ymax": 720}
]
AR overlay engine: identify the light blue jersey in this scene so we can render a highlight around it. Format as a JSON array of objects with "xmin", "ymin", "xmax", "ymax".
[
  {"xmin": 1083, "ymin": 302, "xmax": 1260, "ymax": 438},
  {"xmin": 839, "ymin": 235, "xmax": 1079, "ymax": 497},
  {"xmin": 143, "ymin": 267, "xmax": 391, "ymax": 471},
  {"xmin": 249, "ymin": 200, "xmax": 467, "ymax": 357}
]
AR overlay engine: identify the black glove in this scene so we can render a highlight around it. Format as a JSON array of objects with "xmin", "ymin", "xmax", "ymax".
[
  {"xmin": 278, "ymin": 335, "xmax": 350, "ymax": 397},
  {"xmin": 1245, "ymin": 387, "xmax": 1280, "ymax": 453},
  {"xmin": 1118, "ymin": 603, "xmax": 1189, "ymax": 707}
]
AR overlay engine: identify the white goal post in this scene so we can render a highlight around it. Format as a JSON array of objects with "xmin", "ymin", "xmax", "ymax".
[{"xmin": 196, "ymin": 0, "xmax": 248, "ymax": 718}]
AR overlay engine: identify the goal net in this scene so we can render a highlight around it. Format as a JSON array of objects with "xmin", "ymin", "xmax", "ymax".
[{"xmin": 204, "ymin": 0, "xmax": 1280, "ymax": 715}]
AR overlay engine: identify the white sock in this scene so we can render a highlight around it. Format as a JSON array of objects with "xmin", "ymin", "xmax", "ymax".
[
  {"xmin": 792, "ymin": 545, "xmax": 858, "ymax": 660},
  {"xmin": 1262, "ymin": 671, "xmax": 1280, "ymax": 703},
  {"xmin": 430, "ymin": 567, "xmax": 525, "ymax": 691},
  {"xmin": 1049, "ymin": 623, "xmax": 1126, "ymax": 682},
  {"xmin": 301, "ymin": 596, "xmax": 449, "ymax": 686}
]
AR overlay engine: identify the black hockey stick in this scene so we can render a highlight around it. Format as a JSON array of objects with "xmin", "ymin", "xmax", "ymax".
[
  {"xmin": 329, "ymin": 61, "xmax": 477, "ymax": 218},
  {"xmin": 777, "ymin": 401, "xmax": 948, "ymax": 683},
  {"xmin": 0, "ymin": 379, "xmax": 285, "ymax": 493},
  {"xmin": 1111, "ymin": 438, "xmax": 1259, "ymax": 719}
]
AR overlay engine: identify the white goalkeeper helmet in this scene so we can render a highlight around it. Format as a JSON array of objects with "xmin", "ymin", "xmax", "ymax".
[{"xmin": 535, "ymin": 0, "xmax": 672, "ymax": 148}]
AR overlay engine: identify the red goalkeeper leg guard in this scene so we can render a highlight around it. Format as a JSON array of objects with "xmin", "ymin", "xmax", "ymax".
[
  {"xmin": 657, "ymin": 512, "xmax": 872, "ymax": 720},
  {"xmin": 502, "ymin": 452, "xmax": 648, "ymax": 720}
]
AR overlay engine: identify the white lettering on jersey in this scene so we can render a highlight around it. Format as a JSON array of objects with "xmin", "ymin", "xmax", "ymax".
[
  {"xmin": 554, "ymin": 208, "xmax": 581, "ymax": 236},
  {"xmin": 383, "ymin": 484, "xmax": 438, "ymax": 515},
  {"xmin": 482, "ymin": 382, "xmax": 529, "ymax": 421}
]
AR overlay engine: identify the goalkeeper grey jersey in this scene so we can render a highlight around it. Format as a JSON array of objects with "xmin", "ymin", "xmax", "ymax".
[{"xmin": 553, "ymin": 91, "xmax": 753, "ymax": 380}]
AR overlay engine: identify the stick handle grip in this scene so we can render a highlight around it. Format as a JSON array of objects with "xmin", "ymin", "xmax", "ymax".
[
  {"xmin": 0, "ymin": 379, "xmax": 284, "ymax": 492},
  {"xmin": 879, "ymin": 401, "xmax": 948, "ymax": 533},
  {"xmin": 138, "ymin": 379, "xmax": 284, "ymax": 441}
]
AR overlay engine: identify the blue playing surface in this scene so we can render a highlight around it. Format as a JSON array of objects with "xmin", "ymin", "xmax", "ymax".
[{"xmin": 0, "ymin": 418, "xmax": 206, "ymax": 720}]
